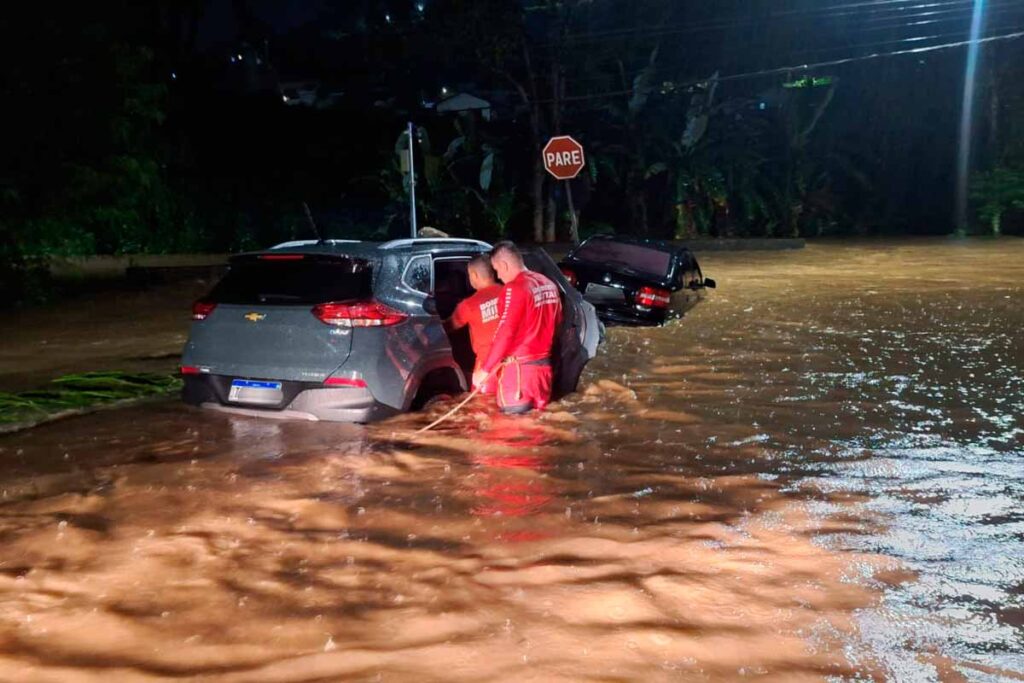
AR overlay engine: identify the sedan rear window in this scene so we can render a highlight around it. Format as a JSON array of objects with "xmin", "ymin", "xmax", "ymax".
[
  {"xmin": 571, "ymin": 240, "xmax": 671, "ymax": 278},
  {"xmin": 208, "ymin": 256, "xmax": 372, "ymax": 305}
]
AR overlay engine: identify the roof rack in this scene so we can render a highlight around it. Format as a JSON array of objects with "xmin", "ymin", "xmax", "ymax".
[
  {"xmin": 379, "ymin": 238, "xmax": 492, "ymax": 250},
  {"xmin": 269, "ymin": 239, "xmax": 361, "ymax": 250}
]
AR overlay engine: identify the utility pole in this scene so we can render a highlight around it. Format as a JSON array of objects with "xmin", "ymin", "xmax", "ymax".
[
  {"xmin": 407, "ymin": 121, "xmax": 418, "ymax": 238},
  {"xmin": 565, "ymin": 182, "xmax": 580, "ymax": 245}
]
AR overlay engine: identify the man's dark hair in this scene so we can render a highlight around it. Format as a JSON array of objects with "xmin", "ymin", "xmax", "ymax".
[
  {"xmin": 490, "ymin": 240, "xmax": 524, "ymax": 265},
  {"xmin": 468, "ymin": 254, "xmax": 497, "ymax": 281}
]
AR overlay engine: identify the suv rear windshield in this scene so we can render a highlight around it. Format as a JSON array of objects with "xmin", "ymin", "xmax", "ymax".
[
  {"xmin": 208, "ymin": 256, "xmax": 373, "ymax": 305},
  {"xmin": 571, "ymin": 240, "xmax": 671, "ymax": 278}
]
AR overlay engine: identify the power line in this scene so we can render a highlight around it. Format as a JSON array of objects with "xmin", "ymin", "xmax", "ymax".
[
  {"xmin": 520, "ymin": 0, "xmax": 1024, "ymax": 97},
  {"xmin": 560, "ymin": 14, "xmax": 1024, "ymax": 88},
  {"xmin": 743, "ymin": 0, "xmax": 977, "ymax": 20},
  {"xmin": 544, "ymin": 0, "xmax": 1024, "ymax": 48},
  {"xmin": 563, "ymin": 9, "xmax": 1023, "ymax": 50},
  {"xmin": 549, "ymin": 0, "xmax": 982, "ymax": 45},
  {"xmin": 537, "ymin": 28, "xmax": 1024, "ymax": 105},
  {"xmin": 788, "ymin": 17, "xmax": 1024, "ymax": 56}
]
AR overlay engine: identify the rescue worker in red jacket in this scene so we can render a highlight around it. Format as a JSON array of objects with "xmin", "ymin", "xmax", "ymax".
[
  {"xmin": 473, "ymin": 241, "xmax": 563, "ymax": 414},
  {"xmin": 444, "ymin": 255, "xmax": 504, "ymax": 394}
]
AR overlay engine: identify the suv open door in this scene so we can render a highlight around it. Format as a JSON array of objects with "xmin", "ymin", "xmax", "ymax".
[{"xmin": 521, "ymin": 248, "xmax": 602, "ymax": 400}]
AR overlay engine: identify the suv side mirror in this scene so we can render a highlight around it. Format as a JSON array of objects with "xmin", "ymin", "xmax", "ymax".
[
  {"xmin": 422, "ymin": 296, "xmax": 438, "ymax": 316},
  {"xmin": 703, "ymin": 278, "xmax": 716, "ymax": 289}
]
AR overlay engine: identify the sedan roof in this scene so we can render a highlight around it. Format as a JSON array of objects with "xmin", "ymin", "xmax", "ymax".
[{"xmin": 576, "ymin": 234, "xmax": 682, "ymax": 254}]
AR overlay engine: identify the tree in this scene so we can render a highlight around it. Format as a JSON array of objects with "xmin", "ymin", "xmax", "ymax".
[
  {"xmin": 425, "ymin": 0, "xmax": 549, "ymax": 240},
  {"xmin": 970, "ymin": 166, "xmax": 1024, "ymax": 236}
]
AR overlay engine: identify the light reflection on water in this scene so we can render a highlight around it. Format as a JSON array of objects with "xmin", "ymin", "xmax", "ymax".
[{"xmin": 0, "ymin": 240, "xmax": 1021, "ymax": 681}]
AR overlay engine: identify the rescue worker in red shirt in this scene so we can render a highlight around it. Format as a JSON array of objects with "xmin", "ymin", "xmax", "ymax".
[
  {"xmin": 473, "ymin": 241, "xmax": 563, "ymax": 414},
  {"xmin": 445, "ymin": 255, "xmax": 504, "ymax": 393}
]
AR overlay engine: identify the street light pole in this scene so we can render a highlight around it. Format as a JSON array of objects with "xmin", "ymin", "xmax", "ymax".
[{"xmin": 408, "ymin": 121, "xmax": 418, "ymax": 238}]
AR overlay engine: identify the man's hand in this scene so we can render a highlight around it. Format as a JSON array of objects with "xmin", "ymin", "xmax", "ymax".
[{"xmin": 472, "ymin": 370, "xmax": 489, "ymax": 389}]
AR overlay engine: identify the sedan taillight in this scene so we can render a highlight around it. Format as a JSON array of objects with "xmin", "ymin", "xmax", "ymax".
[
  {"xmin": 312, "ymin": 301, "xmax": 408, "ymax": 327},
  {"xmin": 192, "ymin": 300, "xmax": 217, "ymax": 320},
  {"xmin": 635, "ymin": 286, "xmax": 671, "ymax": 309}
]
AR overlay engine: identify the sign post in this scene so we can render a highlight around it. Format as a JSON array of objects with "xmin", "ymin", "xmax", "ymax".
[{"xmin": 542, "ymin": 135, "xmax": 585, "ymax": 244}]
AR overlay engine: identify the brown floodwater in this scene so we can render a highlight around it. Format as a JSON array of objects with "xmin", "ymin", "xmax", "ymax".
[
  {"xmin": 0, "ymin": 240, "xmax": 1022, "ymax": 681},
  {"xmin": 0, "ymin": 280, "xmax": 210, "ymax": 393}
]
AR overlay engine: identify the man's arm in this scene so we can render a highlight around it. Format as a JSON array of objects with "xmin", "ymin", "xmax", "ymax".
[
  {"xmin": 445, "ymin": 299, "xmax": 470, "ymax": 333},
  {"xmin": 479, "ymin": 283, "xmax": 526, "ymax": 374}
]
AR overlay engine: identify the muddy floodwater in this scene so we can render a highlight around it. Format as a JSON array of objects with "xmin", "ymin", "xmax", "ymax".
[{"xmin": 0, "ymin": 240, "xmax": 1022, "ymax": 681}]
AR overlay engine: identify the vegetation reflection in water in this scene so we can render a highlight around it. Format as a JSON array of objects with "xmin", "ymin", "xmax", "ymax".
[{"xmin": 0, "ymin": 240, "xmax": 1021, "ymax": 681}]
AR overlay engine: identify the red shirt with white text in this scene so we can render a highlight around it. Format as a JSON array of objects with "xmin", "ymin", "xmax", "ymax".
[
  {"xmin": 480, "ymin": 271, "xmax": 562, "ymax": 374},
  {"xmin": 449, "ymin": 284, "xmax": 505, "ymax": 366}
]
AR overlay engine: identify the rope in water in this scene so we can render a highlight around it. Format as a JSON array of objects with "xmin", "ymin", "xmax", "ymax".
[{"xmin": 416, "ymin": 372, "xmax": 489, "ymax": 433}]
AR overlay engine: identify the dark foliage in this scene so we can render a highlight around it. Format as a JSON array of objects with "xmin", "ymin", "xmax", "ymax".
[{"xmin": 2, "ymin": 0, "xmax": 1023, "ymax": 303}]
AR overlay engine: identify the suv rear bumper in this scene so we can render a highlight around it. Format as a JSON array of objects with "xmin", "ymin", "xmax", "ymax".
[{"xmin": 183, "ymin": 375, "xmax": 395, "ymax": 423}]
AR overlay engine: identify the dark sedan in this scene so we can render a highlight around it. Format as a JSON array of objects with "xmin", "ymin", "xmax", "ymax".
[{"xmin": 557, "ymin": 235, "xmax": 716, "ymax": 326}]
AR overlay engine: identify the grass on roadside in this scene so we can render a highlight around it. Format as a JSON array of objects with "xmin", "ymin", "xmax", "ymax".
[{"xmin": 0, "ymin": 371, "xmax": 182, "ymax": 425}]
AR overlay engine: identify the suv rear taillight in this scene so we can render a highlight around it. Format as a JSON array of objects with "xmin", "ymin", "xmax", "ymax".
[
  {"xmin": 192, "ymin": 300, "xmax": 217, "ymax": 320},
  {"xmin": 635, "ymin": 286, "xmax": 671, "ymax": 309},
  {"xmin": 323, "ymin": 376, "xmax": 367, "ymax": 388},
  {"xmin": 559, "ymin": 266, "xmax": 578, "ymax": 287},
  {"xmin": 312, "ymin": 301, "xmax": 408, "ymax": 327}
]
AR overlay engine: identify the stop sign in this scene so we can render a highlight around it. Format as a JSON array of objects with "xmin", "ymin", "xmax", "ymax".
[{"xmin": 542, "ymin": 135, "xmax": 586, "ymax": 180}]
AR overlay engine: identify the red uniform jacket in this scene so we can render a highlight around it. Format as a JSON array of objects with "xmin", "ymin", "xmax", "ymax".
[
  {"xmin": 480, "ymin": 270, "xmax": 562, "ymax": 374},
  {"xmin": 449, "ymin": 284, "xmax": 504, "ymax": 371}
]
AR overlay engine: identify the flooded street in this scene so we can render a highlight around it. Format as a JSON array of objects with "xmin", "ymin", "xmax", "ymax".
[
  {"xmin": 0, "ymin": 282, "xmax": 208, "ymax": 394},
  {"xmin": 0, "ymin": 240, "xmax": 1022, "ymax": 681}
]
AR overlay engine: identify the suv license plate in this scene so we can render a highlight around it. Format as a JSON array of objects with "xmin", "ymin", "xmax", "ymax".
[{"xmin": 228, "ymin": 379, "xmax": 283, "ymax": 405}]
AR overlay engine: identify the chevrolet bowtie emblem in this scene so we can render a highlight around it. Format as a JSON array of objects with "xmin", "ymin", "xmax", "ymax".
[{"xmin": 244, "ymin": 312, "xmax": 266, "ymax": 322}]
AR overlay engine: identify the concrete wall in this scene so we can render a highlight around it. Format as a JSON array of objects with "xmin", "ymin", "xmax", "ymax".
[
  {"xmin": 47, "ymin": 254, "xmax": 231, "ymax": 280},
  {"xmin": 45, "ymin": 238, "xmax": 804, "ymax": 281},
  {"xmin": 675, "ymin": 238, "xmax": 805, "ymax": 251},
  {"xmin": 543, "ymin": 238, "xmax": 804, "ymax": 254}
]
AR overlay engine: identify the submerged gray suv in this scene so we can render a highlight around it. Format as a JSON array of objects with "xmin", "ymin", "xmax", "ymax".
[{"xmin": 181, "ymin": 238, "xmax": 601, "ymax": 422}]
